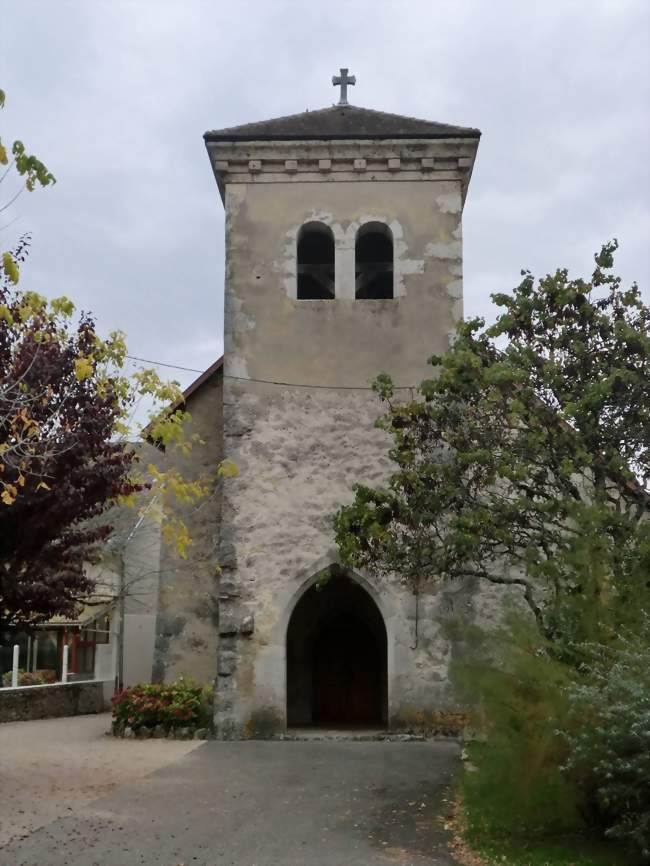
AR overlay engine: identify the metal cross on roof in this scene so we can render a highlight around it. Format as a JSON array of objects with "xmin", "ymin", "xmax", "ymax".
[{"xmin": 332, "ymin": 68, "xmax": 356, "ymax": 106}]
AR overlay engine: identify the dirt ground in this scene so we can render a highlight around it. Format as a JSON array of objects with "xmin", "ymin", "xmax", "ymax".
[{"xmin": 0, "ymin": 712, "xmax": 199, "ymax": 847}]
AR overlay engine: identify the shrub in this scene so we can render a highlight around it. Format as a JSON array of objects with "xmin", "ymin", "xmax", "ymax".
[
  {"xmin": 561, "ymin": 619, "xmax": 650, "ymax": 859},
  {"xmin": 452, "ymin": 613, "xmax": 585, "ymax": 837},
  {"xmin": 454, "ymin": 609, "xmax": 650, "ymax": 860},
  {"xmin": 2, "ymin": 668, "xmax": 57, "ymax": 686},
  {"xmin": 111, "ymin": 678, "xmax": 212, "ymax": 732}
]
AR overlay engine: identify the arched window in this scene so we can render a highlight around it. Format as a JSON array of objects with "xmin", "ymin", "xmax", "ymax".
[
  {"xmin": 297, "ymin": 222, "xmax": 335, "ymax": 300},
  {"xmin": 355, "ymin": 222, "xmax": 393, "ymax": 299}
]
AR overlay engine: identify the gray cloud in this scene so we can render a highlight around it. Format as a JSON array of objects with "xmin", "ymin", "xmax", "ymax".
[{"xmin": 3, "ymin": 0, "xmax": 648, "ymax": 391}]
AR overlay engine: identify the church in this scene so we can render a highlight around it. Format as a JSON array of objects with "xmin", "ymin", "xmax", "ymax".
[{"xmin": 152, "ymin": 71, "xmax": 484, "ymax": 738}]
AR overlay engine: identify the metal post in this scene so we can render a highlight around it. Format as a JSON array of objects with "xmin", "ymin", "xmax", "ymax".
[
  {"xmin": 115, "ymin": 554, "xmax": 126, "ymax": 694},
  {"xmin": 11, "ymin": 644, "xmax": 19, "ymax": 688},
  {"xmin": 32, "ymin": 638, "xmax": 38, "ymax": 672},
  {"xmin": 62, "ymin": 644, "xmax": 69, "ymax": 684}
]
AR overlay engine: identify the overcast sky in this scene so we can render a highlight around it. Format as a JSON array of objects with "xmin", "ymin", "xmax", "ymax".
[{"xmin": 2, "ymin": 0, "xmax": 649, "ymax": 391}]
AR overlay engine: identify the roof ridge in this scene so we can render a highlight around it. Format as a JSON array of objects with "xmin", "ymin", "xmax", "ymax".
[
  {"xmin": 204, "ymin": 103, "xmax": 480, "ymax": 141},
  {"xmin": 340, "ymin": 103, "xmax": 478, "ymax": 133},
  {"xmin": 204, "ymin": 104, "xmax": 340, "ymax": 136}
]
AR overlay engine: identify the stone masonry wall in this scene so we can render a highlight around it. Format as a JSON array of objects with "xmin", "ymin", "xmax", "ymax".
[
  {"xmin": 217, "ymin": 383, "xmax": 485, "ymax": 736},
  {"xmin": 215, "ymin": 172, "xmax": 481, "ymax": 736},
  {"xmin": 0, "ymin": 681, "xmax": 107, "ymax": 723}
]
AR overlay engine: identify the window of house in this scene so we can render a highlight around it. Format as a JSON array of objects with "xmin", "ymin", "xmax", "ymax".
[
  {"xmin": 297, "ymin": 222, "xmax": 335, "ymax": 300},
  {"xmin": 75, "ymin": 630, "xmax": 96, "ymax": 676},
  {"xmin": 355, "ymin": 223, "xmax": 393, "ymax": 299},
  {"xmin": 93, "ymin": 614, "xmax": 111, "ymax": 644}
]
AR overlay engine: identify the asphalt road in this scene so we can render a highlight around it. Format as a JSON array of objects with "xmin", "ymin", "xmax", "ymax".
[{"xmin": 0, "ymin": 736, "xmax": 461, "ymax": 866}]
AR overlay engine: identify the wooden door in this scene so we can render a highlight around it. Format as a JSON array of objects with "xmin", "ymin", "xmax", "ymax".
[{"xmin": 312, "ymin": 617, "xmax": 382, "ymax": 725}]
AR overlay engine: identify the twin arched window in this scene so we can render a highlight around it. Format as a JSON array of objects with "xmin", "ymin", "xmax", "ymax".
[
  {"xmin": 297, "ymin": 222, "xmax": 393, "ymax": 300},
  {"xmin": 297, "ymin": 222, "xmax": 335, "ymax": 300},
  {"xmin": 354, "ymin": 222, "xmax": 394, "ymax": 300}
]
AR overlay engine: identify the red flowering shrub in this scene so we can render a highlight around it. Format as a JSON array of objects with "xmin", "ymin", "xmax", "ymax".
[{"xmin": 111, "ymin": 678, "xmax": 212, "ymax": 731}]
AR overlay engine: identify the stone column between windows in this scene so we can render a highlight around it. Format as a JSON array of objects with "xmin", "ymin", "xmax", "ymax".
[{"xmin": 336, "ymin": 236, "xmax": 356, "ymax": 299}]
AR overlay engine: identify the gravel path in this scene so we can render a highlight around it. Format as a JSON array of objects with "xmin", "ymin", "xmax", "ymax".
[
  {"xmin": 0, "ymin": 715, "xmax": 461, "ymax": 866},
  {"xmin": 0, "ymin": 713, "xmax": 199, "ymax": 847}
]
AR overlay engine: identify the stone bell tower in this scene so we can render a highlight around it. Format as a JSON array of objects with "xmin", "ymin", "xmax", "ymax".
[{"xmin": 205, "ymin": 72, "xmax": 480, "ymax": 737}]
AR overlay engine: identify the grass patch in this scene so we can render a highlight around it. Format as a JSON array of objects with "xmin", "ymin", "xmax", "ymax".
[
  {"xmin": 461, "ymin": 741, "xmax": 583, "ymax": 839},
  {"xmin": 469, "ymin": 833, "xmax": 632, "ymax": 866},
  {"xmin": 461, "ymin": 744, "xmax": 634, "ymax": 866}
]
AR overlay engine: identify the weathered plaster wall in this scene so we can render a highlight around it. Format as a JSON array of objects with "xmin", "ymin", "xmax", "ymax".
[
  {"xmin": 73, "ymin": 482, "xmax": 161, "ymax": 688},
  {"xmin": 224, "ymin": 179, "xmax": 464, "ymax": 385},
  {"xmin": 152, "ymin": 371, "xmax": 223, "ymax": 684},
  {"xmin": 110, "ymin": 510, "xmax": 161, "ymax": 687},
  {"xmin": 217, "ymin": 175, "xmax": 474, "ymax": 735}
]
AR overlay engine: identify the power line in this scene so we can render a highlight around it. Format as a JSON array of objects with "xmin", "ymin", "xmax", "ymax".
[
  {"xmin": 225, "ymin": 374, "xmax": 415, "ymax": 391},
  {"xmin": 126, "ymin": 354, "xmax": 415, "ymax": 391},
  {"xmin": 126, "ymin": 355, "xmax": 204, "ymax": 374}
]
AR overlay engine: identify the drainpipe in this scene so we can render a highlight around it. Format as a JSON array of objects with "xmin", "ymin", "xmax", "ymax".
[{"xmin": 409, "ymin": 589, "xmax": 420, "ymax": 650}]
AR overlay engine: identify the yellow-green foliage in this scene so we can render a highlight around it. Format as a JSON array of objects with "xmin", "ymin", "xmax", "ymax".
[
  {"xmin": 0, "ymin": 87, "xmax": 55, "ymax": 287},
  {"xmin": 0, "ymin": 88, "xmax": 55, "ymax": 195}
]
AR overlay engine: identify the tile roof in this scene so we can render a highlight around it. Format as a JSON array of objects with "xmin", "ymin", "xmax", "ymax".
[
  {"xmin": 204, "ymin": 104, "xmax": 480, "ymax": 142},
  {"xmin": 181, "ymin": 356, "xmax": 223, "ymax": 403}
]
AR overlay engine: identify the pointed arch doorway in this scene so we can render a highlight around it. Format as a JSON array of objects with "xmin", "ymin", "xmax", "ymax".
[{"xmin": 286, "ymin": 570, "xmax": 388, "ymax": 727}]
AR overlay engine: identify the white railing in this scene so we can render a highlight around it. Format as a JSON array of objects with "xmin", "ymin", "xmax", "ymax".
[
  {"xmin": 2, "ymin": 626, "xmax": 119, "ymax": 693},
  {"xmin": 2, "ymin": 642, "xmax": 98, "ymax": 690},
  {"xmin": 11, "ymin": 644, "xmax": 19, "ymax": 688}
]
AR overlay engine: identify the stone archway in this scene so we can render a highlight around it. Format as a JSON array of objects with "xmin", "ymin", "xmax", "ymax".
[{"xmin": 286, "ymin": 571, "xmax": 388, "ymax": 727}]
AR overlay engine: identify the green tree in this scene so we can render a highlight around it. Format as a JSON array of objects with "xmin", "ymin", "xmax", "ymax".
[
  {"xmin": 334, "ymin": 243, "xmax": 650, "ymax": 649},
  {"xmin": 334, "ymin": 244, "xmax": 649, "ymax": 858}
]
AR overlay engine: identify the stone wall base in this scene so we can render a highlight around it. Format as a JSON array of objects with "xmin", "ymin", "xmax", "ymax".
[{"xmin": 0, "ymin": 681, "xmax": 109, "ymax": 723}]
